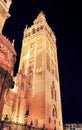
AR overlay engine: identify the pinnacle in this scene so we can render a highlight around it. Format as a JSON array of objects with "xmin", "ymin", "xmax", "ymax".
[{"xmin": 33, "ymin": 11, "xmax": 46, "ymax": 24}]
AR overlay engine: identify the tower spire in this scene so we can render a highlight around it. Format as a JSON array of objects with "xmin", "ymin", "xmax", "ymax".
[
  {"xmin": 33, "ymin": 11, "xmax": 46, "ymax": 24},
  {"xmin": 12, "ymin": 39, "xmax": 15, "ymax": 47}
]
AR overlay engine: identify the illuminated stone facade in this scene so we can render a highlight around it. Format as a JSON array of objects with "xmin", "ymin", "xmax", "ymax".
[
  {"xmin": 15, "ymin": 12, "xmax": 63, "ymax": 130},
  {"xmin": 0, "ymin": 0, "xmax": 12, "ymax": 32},
  {"xmin": 0, "ymin": 34, "xmax": 16, "ymax": 75},
  {"xmin": 0, "ymin": 0, "xmax": 16, "ymax": 120}
]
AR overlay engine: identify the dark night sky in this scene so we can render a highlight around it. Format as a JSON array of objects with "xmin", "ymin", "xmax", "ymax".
[{"xmin": 2, "ymin": 0, "xmax": 82, "ymax": 124}]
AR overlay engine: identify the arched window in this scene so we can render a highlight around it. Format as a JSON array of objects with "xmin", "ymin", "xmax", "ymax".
[
  {"xmin": 25, "ymin": 105, "xmax": 29, "ymax": 117},
  {"xmin": 32, "ymin": 29, "xmax": 35, "ymax": 34},
  {"xmin": 51, "ymin": 81, "xmax": 55, "ymax": 99},
  {"xmin": 40, "ymin": 25, "xmax": 43, "ymax": 30},
  {"xmin": 49, "ymin": 117, "xmax": 51, "ymax": 123},
  {"xmin": 25, "ymin": 34, "xmax": 28, "ymax": 38},
  {"xmin": 37, "ymin": 27, "xmax": 39, "ymax": 31},
  {"xmin": 52, "ymin": 105, "xmax": 57, "ymax": 118},
  {"xmin": 55, "ymin": 90, "xmax": 56, "ymax": 101},
  {"xmin": 28, "ymin": 32, "xmax": 30, "ymax": 36}
]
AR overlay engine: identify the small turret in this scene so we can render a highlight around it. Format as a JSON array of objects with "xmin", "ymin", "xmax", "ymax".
[{"xmin": 12, "ymin": 39, "xmax": 15, "ymax": 47}]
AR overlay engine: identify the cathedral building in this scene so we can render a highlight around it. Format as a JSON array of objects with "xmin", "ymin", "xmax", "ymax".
[
  {"xmin": 14, "ymin": 12, "xmax": 63, "ymax": 130},
  {"xmin": 0, "ymin": 0, "xmax": 16, "ymax": 120}
]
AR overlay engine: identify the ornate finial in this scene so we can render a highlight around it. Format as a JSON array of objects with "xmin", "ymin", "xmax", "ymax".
[
  {"xmin": 39, "ymin": 11, "xmax": 44, "ymax": 15},
  {"xmin": 37, "ymin": 11, "xmax": 45, "ymax": 18},
  {"xmin": 23, "ymin": 25, "xmax": 28, "ymax": 34},
  {"xmin": 25, "ymin": 25, "xmax": 28, "ymax": 29},
  {"xmin": 24, "ymin": 25, "xmax": 28, "ymax": 31},
  {"xmin": 12, "ymin": 39, "xmax": 15, "ymax": 47}
]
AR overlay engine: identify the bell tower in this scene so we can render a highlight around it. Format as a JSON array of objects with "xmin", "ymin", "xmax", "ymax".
[
  {"xmin": 0, "ymin": 0, "xmax": 12, "ymax": 32},
  {"xmin": 17, "ymin": 12, "xmax": 63, "ymax": 130}
]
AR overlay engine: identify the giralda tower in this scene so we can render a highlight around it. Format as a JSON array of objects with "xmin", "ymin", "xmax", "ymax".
[{"xmin": 18, "ymin": 12, "xmax": 63, "ymax": 130}]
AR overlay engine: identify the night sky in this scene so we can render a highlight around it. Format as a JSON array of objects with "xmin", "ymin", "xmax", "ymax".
[{"xmin": 2, "ymin": 0, "xmax": 82, "ymax": 124}]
